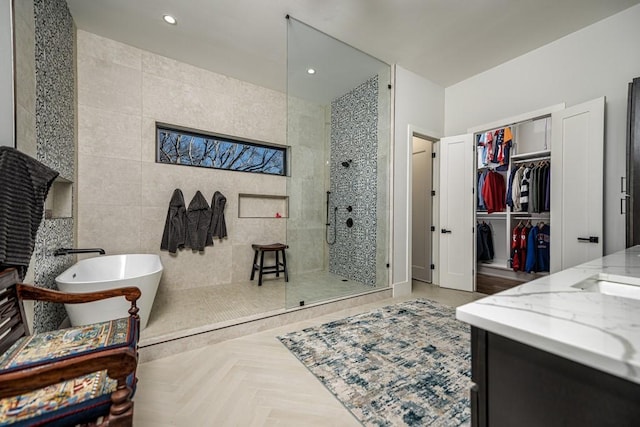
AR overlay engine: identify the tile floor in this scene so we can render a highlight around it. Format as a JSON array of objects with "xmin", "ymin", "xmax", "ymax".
[
  {"xmin": 142, "ymin": 271, "xmax": 387, "ymax": 343},
  {"xmin": 133, "ymin": 281, "xmax": 486, "ymax": 426}
]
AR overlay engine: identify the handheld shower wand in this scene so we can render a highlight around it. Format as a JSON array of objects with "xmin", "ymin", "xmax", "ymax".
[
  {"xmin": 325, "ymin": 191, "xmax": 337, "ymax": 245},
  {"xmin": 325, "ymin": 191, "xmax": 331, "ymax": 226}
]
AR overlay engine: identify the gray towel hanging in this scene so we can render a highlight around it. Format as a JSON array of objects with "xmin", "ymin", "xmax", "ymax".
[
  {"xmin": 160, "ymin": 189, "xmax": 186, "ymax": 254},
  {"xmin": 186, "ymin": 191, "xmax": 213, "ymax": 251},
  {"xmin": 209, "ymin": 191, "xmax": 227, "ymax": 239},
  {"xmin": 0, "ymin": 147, "xmax": 59, "ymax": 279}
]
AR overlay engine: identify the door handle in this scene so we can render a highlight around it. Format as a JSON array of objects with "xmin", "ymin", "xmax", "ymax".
[
  {"xmin": 577, "ymin": 236, "xmax": 599, "ymax": 243},
  {"xmin": 441, "ymin": 229, "xmax": 452, "ymax": 234}
]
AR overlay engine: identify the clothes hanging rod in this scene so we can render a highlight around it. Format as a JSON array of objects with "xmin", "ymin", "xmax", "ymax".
[
  {"xmin": 512, "ymin": 155, "xmax": 551, "ymax": 164},
  {"xmin": 511, "ymin": 149, "xmax": 550, "ymax": 160}
]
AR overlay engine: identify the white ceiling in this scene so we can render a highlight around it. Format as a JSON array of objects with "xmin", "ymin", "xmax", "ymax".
[{"xmin": 66, "ymin": 0, "xmax": 640, "ymax": 93}]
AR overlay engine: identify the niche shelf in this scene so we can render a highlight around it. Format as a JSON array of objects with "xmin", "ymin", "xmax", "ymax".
[
  {"xmin": 44, "ymin": 177, "xmax": 73, "ymax": 219},
  {"xmin": 238, "ymin": 193, "xmax": 288, "ymax": 218}
]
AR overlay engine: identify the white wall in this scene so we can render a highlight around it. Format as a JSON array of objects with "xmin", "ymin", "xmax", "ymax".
[
  {"xmin": 445, "ymin": 4, "xmax": 640, "ymax": 255},
  {"xmin": 393, "ymin": 65, "xmax": 444, "ymax": 294}
]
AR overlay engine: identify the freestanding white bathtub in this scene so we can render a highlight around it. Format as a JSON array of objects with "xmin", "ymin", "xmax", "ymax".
[{"xmin": 55, "ymin": 254, "xmax": 163, "ymax": 330}]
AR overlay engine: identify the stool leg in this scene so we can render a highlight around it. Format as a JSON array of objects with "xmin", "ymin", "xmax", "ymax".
[
  {"xmin": 281, "ymin": 249, "xmax": 288, "ymax": 282},
  {"xmin": 258, "ymin": 250, "xmax": 265, "ymax": 286},
  {"xmin": 275, "ymin": 251, "xmax": 280, "ymax": 278},
  {"xmin": 250, "ymin": 250, "xmax": 258, "ymax": 280}
]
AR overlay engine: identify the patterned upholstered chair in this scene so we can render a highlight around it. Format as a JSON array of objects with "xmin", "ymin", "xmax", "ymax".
[{"xmin": 0, "ymin": 268, "xmax": 141, "ymax": 426}]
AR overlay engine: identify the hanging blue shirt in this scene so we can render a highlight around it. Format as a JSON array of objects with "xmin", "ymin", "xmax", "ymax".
[
  {"xmin": 505, "ymin": 167, "xmax": 519, "ymax": 208},
  {"xmin": 478, "ymin": 171, "xmax": 487, "ymax": 210},
  {"xmin": 536, "ymin": 224, "xmax": 551, "ymax": 272},
  {"xmin": 525, "ymin": 225, "xmax": 539, "ymax": 273}
]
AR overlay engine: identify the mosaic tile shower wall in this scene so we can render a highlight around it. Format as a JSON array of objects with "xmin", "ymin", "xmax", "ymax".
[
  {"xmin": 32, "ymin": 0, "xmax": 75, "ymax": 332},
  {"xmin": 328, "ymin": 76, "xmax": 378, "ymax": 285}
]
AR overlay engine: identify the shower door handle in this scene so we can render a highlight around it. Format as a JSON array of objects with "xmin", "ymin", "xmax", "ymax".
[{"xmin": 441, "ymin": 229, "xmax": 452, "ymax": 234}]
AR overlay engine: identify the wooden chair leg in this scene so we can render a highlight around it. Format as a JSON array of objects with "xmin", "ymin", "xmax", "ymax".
[
  {"xmin": 275, "ymin": 251, "xmax": 280, "ymax": 278},
  {"xmin": 250, "ymin": 249, "xmax": 258, "ymax": 280},
  {"xmin": 105, "ymin": 379, "xmax": 134, "ymax": 427},
  {"xmin": 258, "ymin": 250, "xmax": 265, "ymax": 286}
]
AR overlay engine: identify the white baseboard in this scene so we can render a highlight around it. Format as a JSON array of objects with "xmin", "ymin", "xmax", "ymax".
[{"xmin": 393, "ymin": 281, "xmax": 412, "ymax": 297}]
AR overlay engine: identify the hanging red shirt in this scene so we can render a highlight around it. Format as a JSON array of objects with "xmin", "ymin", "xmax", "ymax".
[{"xmin": 481, "ymin": 171, "xmax": 506, "ymax": 213}]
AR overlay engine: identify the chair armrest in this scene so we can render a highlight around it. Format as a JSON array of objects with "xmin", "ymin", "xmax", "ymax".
[
  {"xmin": 16, "ymin": 283, "xmax": 141, "ymax": 305},
  {"xmin": 0, "ymin": 346, "xmax": 137, "ymax": 399}
]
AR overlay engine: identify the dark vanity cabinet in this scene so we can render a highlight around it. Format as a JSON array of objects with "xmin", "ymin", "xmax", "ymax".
[{"xmin": 470, "ymin": 327, "xmax": 640, "ymax": 427}]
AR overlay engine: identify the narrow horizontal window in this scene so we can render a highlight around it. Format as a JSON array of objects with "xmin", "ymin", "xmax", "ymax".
[{"xmin": 156, "ymin": 124, "xmax": 286, "ymax": 176}]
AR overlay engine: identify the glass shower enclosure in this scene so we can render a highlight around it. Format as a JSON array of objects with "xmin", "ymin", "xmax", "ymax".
[{"xmin": 285, "ymin": 17, "xmax": 391, "ymax": 308}]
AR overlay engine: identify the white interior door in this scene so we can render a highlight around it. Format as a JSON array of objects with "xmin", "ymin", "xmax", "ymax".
[
  {"xmin": 412, "ymin": 136, "xmax": 433, "ymax": 283},
  {"xmin": 551, "ymin": 97, "xmax": 605, "ymax": 272},
  {"xmin": 439, "ymin": 133, "xmax": 474, "ymax": 291}
]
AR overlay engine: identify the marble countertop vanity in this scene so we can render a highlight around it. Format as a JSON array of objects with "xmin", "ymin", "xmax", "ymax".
[{"xmin": 457, "ymin": 246, "xmax": 640, "ymax": 385}]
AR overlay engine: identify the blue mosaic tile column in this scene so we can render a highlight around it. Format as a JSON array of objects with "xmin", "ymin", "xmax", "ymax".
[{"xmin": 328, "ymin": 76, "xmax": 378, "ymax": 285}]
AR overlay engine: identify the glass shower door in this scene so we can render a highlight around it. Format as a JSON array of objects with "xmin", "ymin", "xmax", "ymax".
[{"xmin": 285, "ymin": 17, "xmax": 391, "ymax": 308}]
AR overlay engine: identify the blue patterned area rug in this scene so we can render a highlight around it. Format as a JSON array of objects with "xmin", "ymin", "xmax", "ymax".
[{"xmin": 278, "ymin": 299, "xmax": 472, "ymax": 426}]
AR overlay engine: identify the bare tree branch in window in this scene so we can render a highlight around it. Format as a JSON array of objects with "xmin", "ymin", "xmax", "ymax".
[{"xmin": 156, "ymin": 128, "xmax": 284, "ymax": 175}]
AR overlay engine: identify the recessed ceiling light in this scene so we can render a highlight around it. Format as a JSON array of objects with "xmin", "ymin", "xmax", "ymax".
[
  {"xmin": 307, "ymin": 68, "xmax": 316, "ymax": 75},
  {"xmin": 163, "ymin": 15, "xmax": 177, "ymax": 25}
]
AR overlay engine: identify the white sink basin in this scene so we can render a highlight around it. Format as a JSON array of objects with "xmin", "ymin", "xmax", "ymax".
[{"xmin": 572, "ymin": 273, "xmax": 640, "ymax": 301}]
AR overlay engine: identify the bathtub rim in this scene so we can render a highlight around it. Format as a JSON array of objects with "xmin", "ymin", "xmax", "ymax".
[{"xmin": 55, "ymin": 253, "xmax": 164, "ymax": 287}]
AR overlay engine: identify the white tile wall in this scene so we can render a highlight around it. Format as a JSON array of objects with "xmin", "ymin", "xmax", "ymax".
[{"xmin": 77, "ymin": 30, "xmax": 289, "ymax": 291}]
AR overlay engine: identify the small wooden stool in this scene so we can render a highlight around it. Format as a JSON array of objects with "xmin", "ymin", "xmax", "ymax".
[{"xmin": 250, "ymin": 243, "xmax": 289, "ymax": 286}]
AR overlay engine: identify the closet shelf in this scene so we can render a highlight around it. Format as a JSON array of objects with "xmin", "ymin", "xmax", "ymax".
[
  {"xmin": 477, "ymin": 214, "xmax": 506, "ymax": 220},
  {"xmin": 477, "ymin": 211, "xmax": 507, "ymax": 216},
  {"xmin": 510, "ymin": 212, "xmax": 551, "ymax": 218},
  {"xmin": 477, "ymin": 259, "xmax": 512, "ymax": 271},
  {"xmin": 478, "ymin": 261, "xmax": 550, "ymax": 277}
]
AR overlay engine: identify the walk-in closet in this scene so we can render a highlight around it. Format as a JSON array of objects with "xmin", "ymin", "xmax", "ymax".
[
  {"xmin": 475, "ymin": 116, "xmax": 552, "ymax": 291},
  {"xmin": 438, "ymin": 98, "xmax": 605, "ymax": 293}
]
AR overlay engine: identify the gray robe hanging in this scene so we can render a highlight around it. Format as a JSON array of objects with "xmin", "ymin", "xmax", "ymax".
[
  {"xmin": 186, "ymin": 191, "xmax": 213, "ymax": 251},
  {"xmin": 209, "ymin": 191, "xmax": 228, "ymax": 239},
  {"xmin": 160, "ymin": 189, "xmax": 186, "ymax": 254},
  {"xmin": 0, "ymin": 147, "xmax": 59, "ymax": 279}
]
